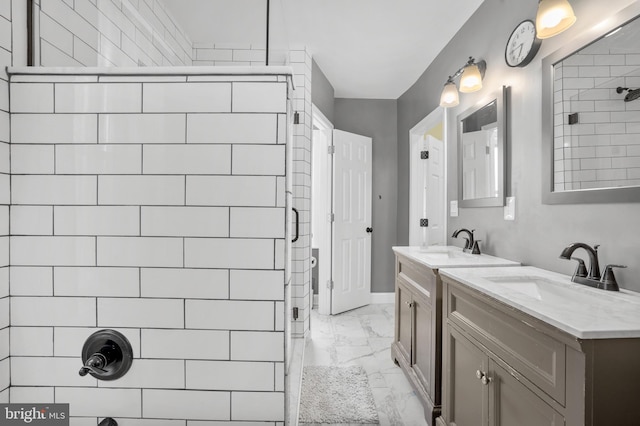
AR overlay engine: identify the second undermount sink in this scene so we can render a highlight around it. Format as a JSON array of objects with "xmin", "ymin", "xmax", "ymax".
[
  {"xmin": 420, "ymin": 246, "xmax": 471, "ymax": 258},
  {"xmin": 484, "ymin": 275, "xmax": 615, "ymax": 303}
]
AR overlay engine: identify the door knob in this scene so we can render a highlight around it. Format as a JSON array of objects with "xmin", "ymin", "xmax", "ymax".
[
  {"xmin": 481, "ymin": 375, "xmax": 492, "ymax": 385},
  {"xmin": 366, "ymin": 227, "xmax": 373, "ymax": 233}
]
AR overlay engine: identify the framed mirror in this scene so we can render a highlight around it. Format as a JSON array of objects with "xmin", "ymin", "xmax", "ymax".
[
  {"xmin": 542, "ymin": 3, "xmax": 640, "ymax": 204},
  {"xmin": 457, "ymin": 86, "xmax": 508, "ymax": 207}
]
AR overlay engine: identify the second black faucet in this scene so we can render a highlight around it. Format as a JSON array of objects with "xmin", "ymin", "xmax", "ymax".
[{"xmin": 452, "ymin": 228, "xmax": 481, "ymax": 254}]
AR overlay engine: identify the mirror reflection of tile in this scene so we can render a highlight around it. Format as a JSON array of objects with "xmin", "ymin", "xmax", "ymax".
[{"xmin": 553, "ymin": 16, "xmax": 640, "ymax": 192}]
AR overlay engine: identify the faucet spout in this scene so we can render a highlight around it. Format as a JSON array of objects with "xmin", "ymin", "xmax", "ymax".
[
  {"xmin": 559, "ymin": 242, "xmax": 601, "ymax": 280},
  {"xmin": 452, "ymin": 228, "xmax": 475, "ymax": 252}
]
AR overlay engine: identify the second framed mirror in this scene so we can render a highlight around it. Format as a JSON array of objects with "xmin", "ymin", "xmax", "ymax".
[{"xmin": 457, "ymin": 86, "xmax": 509, "ymax": 207}]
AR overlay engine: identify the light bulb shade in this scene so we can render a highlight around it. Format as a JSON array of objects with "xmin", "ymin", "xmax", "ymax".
[
  {"xmin": 459, "ymin": 63, "xmax": 483, "ymax": 93},
  {"xmin": 536, "ymin": 0, "xmax": 576, "ymax": 39},
  {"xmin": 439, "ymin": 81, "xmax": 459, "ymax": 107}
]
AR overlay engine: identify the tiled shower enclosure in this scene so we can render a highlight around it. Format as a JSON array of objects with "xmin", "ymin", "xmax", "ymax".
[{"xmin": 7, "ymin": 67, "xmax": 293, "ymax": 424}]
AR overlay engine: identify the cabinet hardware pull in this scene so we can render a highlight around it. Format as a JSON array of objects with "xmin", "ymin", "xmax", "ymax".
[
  {"xmin": 476, "ymin": 370, "xmax": 484, "ymax": 380},
  {"xmin": 481, "ymin": 375, "xmax": 492, "ymax": 385}
]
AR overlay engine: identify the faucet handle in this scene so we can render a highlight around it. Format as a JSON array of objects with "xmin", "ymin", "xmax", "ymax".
[
  {"xmin": 599, "ymin": 264, "xmax": 626, "ymax": 292},
  {"xmin": 471, "ymin": 240, "xmax": 482, "ymax": 255},
  {"xmin": 604, "ymin": 264, "xmax": 626, "ymax": 269},
  {"xmin": 79, "ymin": 365, "xmax": 108, "ymax": 377},
  {"xmin": 570, "ymin": 257, "xmax": 588, "ymax": 278},
  {"xmin": 79, "ymin": 353, "xmax": 108, "ymax": 377}
]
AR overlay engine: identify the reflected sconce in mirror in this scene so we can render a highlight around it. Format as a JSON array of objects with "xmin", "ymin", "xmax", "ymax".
[
  {"xmin": 535, "ymin": 0, "xmax": 577, "ymax": 39},
  {"xmin": 439, "ymin": 57, "xmax": 487, "ymax": 108}
]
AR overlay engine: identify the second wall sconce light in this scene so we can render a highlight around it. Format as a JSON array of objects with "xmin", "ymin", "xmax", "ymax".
[
  {"xmin": 535, "ymin": 0, "xmax": 576, "ymax": 39},
  {"xmin": 439, "ymin": 57, "xmax": 486, "ymax": 108}
]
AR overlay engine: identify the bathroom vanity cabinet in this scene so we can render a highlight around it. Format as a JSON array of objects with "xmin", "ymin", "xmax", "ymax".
[
  {"xmin": 437, "ymin": 268, "xmax": 640, "ymax": 426},
  {"xmin": 393, "ymin": 253, "xmax": 441, "ymax": 422},
  {"xmin": 391, "ymin": 247, "xmax": 519, "ymax": 424}
]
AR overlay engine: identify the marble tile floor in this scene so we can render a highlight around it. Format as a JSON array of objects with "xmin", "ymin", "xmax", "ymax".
[{"xmin": 301, "ymin": 304, "xmax": 429, "ymax": 426}]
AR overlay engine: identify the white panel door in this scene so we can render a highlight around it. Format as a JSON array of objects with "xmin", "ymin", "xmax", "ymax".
[
  {"xmin": 331, "ymin": 129, "xmax": 372, "ymax": 315},
  {"xmin": 462, "ymin": 128, "xmax": 496, "ymax": 200},
  {"xmin": 426, "ymin": 135, "xmax": 445, "ymax": 246},
  {"xmin": 410, "ymin": 133, "xmax": 445, "ymax": 247}
]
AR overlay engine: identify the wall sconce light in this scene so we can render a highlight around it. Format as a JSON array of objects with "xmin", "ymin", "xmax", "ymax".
[
  {"xmin": 439, "ymin": 57, "xmax": 486, "ymax": 108},
  {"xmin": 535, "ymin": 0, "xmax": 576, "ymax": 39}
]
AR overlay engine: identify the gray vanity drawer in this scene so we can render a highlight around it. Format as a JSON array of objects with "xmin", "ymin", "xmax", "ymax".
[
  {"xmin": 445, "ymin": 279, "xmax": 566, "ymax": 406},
  {"xmin": 396, "ymin": 255, "xmax": 437, "ymax": 303}
]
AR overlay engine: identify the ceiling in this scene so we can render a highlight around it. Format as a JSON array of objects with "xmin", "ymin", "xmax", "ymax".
[{"xmin": 161, "ymin": 0, "xmax": 485, "ymax": 99}]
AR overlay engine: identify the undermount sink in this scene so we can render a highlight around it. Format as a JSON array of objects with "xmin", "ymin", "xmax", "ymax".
[
  {"xmin": 420, "ymin": 248, "xmax": 470, "ymax": 259},
  {"xmin": 484, "ymin": 275, "xmax": 602, "ymax": 303},
  {"xmin": 419, "ymin": 246, "xmax": 451, "ymax": 253}
]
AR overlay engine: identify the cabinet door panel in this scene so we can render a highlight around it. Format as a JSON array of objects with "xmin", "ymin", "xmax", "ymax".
[
  {"xmin": 447, "ymin": 326, "xmax": 488, "ymax": 426},
  {"xmin": 447, "ymin": 284, "xmax": 566, "ymax": 405},
  {"xmin": 490, "ymin": 361, "xmax": 565, "ymax": 426},
  {"xmin": 413, "ymin": 292, "xmax": 433, "ymax": 395},
  {"xmin": 396, "ymin": 280, "xmax": 412, "ymax": 362}
]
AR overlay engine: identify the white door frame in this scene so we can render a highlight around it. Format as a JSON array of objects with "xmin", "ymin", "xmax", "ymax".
[
  {"xmin": 409, "ymin": 107, "xmax": 448, "ymax": 247},
  {"xmin": 311, "ymin": 105, "xmax": 333, "ymax": 315}
]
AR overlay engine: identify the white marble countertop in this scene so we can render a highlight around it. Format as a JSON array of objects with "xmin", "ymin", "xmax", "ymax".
[
  {"xmin": 439, "ymin": 266, "xmax": 640, "ymax": 339},
  {"xmin": 392, "ymin": 246, "xmax": 520, "ymax": 269}
]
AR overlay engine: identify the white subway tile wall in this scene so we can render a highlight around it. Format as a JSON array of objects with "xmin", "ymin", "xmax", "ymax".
[
  {"xmin": 9, "ymin": 72, "xmax": 291, "ymax": 423},
  {"xmin": 35, "ymin": 0, "xmax": 193, "ymax": 67},
  {"xmin": 555, "ymin": 41, "xmax": 640, "ymax": 189},
  {"xmin": 192, "ymin": 42, "xmax": 267, "ymax": 67},
  {"xmin": 1, "ymin": 0, "xmax": 15, "ymax": 402},
  {"xmin": 289, "ymin": 48, "xmax": 313, "ymax": 338}
]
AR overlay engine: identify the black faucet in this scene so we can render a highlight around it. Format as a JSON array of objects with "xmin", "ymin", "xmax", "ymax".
[
  {"xmin": 559, "ymin": 243, "xmax": 626, "ymax": 291},
  {"xmin": 559, "ymin": 242, "xmax": 601, "ymax": 280},
  {"xmin": 452, "ymin": 229, "xmax": 475, "ymax": 252}
]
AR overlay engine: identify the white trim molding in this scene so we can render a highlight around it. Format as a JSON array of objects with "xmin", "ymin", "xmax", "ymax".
[{"xmin": 370, "ymin": 292, "xmax": 395, "ymax": 304}]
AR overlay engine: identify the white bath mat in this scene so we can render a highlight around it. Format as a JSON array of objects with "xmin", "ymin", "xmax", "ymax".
[{"xmin": 299, "ymin": 365, "xmax": 380, "ymax": 424}]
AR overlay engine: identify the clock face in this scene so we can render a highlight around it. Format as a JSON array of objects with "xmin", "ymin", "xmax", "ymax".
[{"xmin": 505, "ymin": 20, "xmax": 541, "ymax": 67}]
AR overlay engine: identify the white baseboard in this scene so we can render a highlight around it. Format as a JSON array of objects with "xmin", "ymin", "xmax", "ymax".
[
  {"xmin": 312, "ymin": 292, "xmax": 394, "ymax": 309},
  {"xmin": 371, "ymin": 292, "xmax": 395, "ymax": 304}
]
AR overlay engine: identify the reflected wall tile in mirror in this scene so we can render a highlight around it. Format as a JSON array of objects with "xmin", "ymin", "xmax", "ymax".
[{"xmin": 549, "ymin": 9, "xmax": 640, "ymax": 196}]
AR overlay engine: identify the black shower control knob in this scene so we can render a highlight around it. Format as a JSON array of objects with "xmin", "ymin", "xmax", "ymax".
[
  {"xmin": 79, "ymin": 329, "xmax": 133, "ymax": 381},
  {"xmin": 366, "ymin": 227, "xmax": 373, "ymax": 233}
]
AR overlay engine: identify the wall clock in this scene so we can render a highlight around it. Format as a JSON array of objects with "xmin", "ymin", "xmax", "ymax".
[{"xmin": 505, "ymin": 20, "xmax": 542, "ymax": 68}]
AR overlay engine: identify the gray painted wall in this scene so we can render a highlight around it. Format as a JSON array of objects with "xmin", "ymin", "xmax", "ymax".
[
  {"xmin": 397, "ymin": 0, "xmax": 640, "ymax": 291},
  {"xmin": 312, "ymin": 59, "xmax": 335, "ymax": 123},
  {"xmin": 334, "ymin": 99, "xmax": 398, "ymax": 293}
]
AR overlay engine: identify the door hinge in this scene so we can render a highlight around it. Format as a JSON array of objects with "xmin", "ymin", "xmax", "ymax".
[
  {"xmin": 327, "ymin": 280, "xmax": 334, "ymax": 290},
  {"xmin": 420, "ymin": 150, "xmax": 429, "ymax": 159},
  {"xmin": 328, "ymin": 145, "xmax": 335, "ymax": 154},
  {"xmin": 292, "ymin": 307, "xmax": 299, "ymax": 320},
  {"xmin": 420, "ymin": 218, "xmax": 429, "ymax": 227},
  {"xmin": 328, "ymin": 213, "xmax": 335, "ymax": 223}
]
